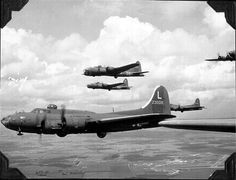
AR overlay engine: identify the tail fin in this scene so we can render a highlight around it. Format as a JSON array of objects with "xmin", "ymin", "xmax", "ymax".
[
  {"xmin": 123, "ymin": 78, "xmax": 128, "ymax": 86},
  {"xmin": 142, "ymin": 86, "xmax": 171, "ymax": 114},
  {"xmin": 127, "ymin": 61, "xmax": 141, "ymax": 72},
  {"xmin": 194, "ymin": 98, "xmax": 200, "ymax": 106}
]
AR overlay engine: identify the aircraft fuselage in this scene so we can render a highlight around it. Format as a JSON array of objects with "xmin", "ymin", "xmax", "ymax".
[
  {"xmin": 84, "ymin": 70, "xmax": 145, "ymax": 78},
  {"xmin": 1, "ymin": 108, "xmax": 172, "ymax": 137}
]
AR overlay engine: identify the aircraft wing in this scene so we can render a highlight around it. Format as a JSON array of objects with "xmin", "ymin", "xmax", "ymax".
[
  {"xmin": 159, "ymin": 119, "xmax": 236, "ymax": 133},
  {"xmin": 113, "ymin": 61, "xmax": 140, "ymax": 74},
  {"xmin": 205, "ymin": 59, "xmax": 235, "ymax": 61},
  {"xmin": 87, "ymin": 113, "xmax": 175, "ymax": 132},
  {"xmin": 107, "ymin": 82, "xmax": 124, "ymax": 88},
  {"xmin": 205, "ymin": 59, "xmax": 222, "ymax": 61}
]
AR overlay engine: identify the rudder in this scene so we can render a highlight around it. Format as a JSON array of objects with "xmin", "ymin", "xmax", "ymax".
[
  {"xmin": 194, "ymin": 98, "xmax": 200, "ymax": 106},
  {"xmin": 123, "ymin": 78, "xmax": 128, "ymax": 86}
]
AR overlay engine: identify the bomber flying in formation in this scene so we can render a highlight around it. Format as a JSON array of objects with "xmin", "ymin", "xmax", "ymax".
[
  {"xmin": 1, "ymin": 86, "xmax": 235, "ymax": 138},
  {"xmin": 205, "ymin": 50, "xmax": 235, "ymax": 61},
  {"xmin": 83, "ymin": 61, "xmax": 149, "ymax": 78},
  {"xmin": 170, "ymin": 98, "xmax": 205, "ymax": 112},
  {"xmin": 87, "ymin": 79, "xmax": 131, "ymax": 91}
]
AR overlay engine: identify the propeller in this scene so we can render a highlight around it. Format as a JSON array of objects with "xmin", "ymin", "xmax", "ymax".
[
  {"xmin": 37, "ymin": 119, "xmax": 45, "ymax": 143},
  {"xmin": 38, "ymin": 133, "xmax": 42, "ymax": 144},
  {"xmin": 54, "ymin": 104, "xmax": 68, "ymax": 137},
  {"xmin": 61, "ymin": 104, "xmax": 67, "ymax": 130}
]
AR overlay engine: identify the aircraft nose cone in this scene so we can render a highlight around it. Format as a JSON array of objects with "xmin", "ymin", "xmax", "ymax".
[
  {"xmin": 1, "ymin": 117, "xmax": 8, "ymax": 127},
  {"xmin": 83, "ymin": 69, "xmax": 89, "ymax": 76}
]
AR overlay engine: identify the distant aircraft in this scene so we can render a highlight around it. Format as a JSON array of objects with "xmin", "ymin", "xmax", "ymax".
[
  {"xmin": 170, "ymin": 98, "xmax": 205, "ymax": 112},
  {"xmin": 205, "ymin": 50, "xmax": 235, "ymax": 61},
  {"xmin": 83, "ymin": 61, "xmax": 149, "ymax": 78},
  {"xmin": 1, "ymin": 86, "xmax": 234, "ymax": 138},
  {"xmin": 87, "ymin": 79, "xmax": 131, "ymax": 91}
]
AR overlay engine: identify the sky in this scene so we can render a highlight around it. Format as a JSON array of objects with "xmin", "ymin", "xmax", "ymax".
[{"xmin": 0, "ymin": 0, "xmax": 235, "ymax": 119}]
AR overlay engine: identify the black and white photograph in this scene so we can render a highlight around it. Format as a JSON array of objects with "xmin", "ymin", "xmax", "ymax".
[{"xmin": 0, "ymin": 0, "xmax": 235, "ymax": 179}]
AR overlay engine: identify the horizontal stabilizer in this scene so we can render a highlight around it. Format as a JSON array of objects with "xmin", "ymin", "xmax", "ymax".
[{"xmin": 132, "ymin": 71, "xmax": 149, "ymax": 75}]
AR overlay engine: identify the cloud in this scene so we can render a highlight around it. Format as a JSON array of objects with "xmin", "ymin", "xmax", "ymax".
[
  {"xmin": 203, "ymin": 7, "xmax": 229, "ymax": 32},
  {"xmin": 1, "ymin": 15, "xmax": 235, "ymax": 118},
  {"xmin": 159, "ymin": 1, "xmax": 201, "ymax": 21}
]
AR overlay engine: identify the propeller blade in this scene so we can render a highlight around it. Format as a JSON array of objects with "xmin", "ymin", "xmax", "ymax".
[
  {"xmin": 61, "ymin": 104, "xmax": 66, "ymax": 127},
  {"xmin": 39, "ymin": 134, "xmax": 42, "ymax": 143}
]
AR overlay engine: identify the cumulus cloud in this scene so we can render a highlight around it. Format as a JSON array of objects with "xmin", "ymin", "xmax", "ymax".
[{"xmin": 1, "ymin": 15, "xmax": 235, "ymax": 118}]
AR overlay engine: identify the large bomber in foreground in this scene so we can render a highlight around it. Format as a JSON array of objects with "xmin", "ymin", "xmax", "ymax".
[{"xmin": 1, "ymin": 86, "xmax": 235, "ymax": 138}]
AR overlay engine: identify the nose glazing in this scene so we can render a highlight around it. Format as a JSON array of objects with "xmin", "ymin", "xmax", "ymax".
[{"xmin": 1, "ymin": 117, "xmax": 8, "ymax": 127}]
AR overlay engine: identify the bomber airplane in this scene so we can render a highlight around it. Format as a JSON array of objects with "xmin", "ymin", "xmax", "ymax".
[
  {"xmin": 1, "ymin": 86, "xmax": 174, "ymax": 138},
  {"xmin": 205, "ymin": 50, "xmax": 235, "ymax": 61},
  {"xmin": 87, "ymin": 78, "xmax": 131, "ymax": 91},
  {"xmin": 83, "ymin": 61, "xmax": 149, "ymax": 78},
  {"xmin": 1, "ymin": 86, "xmax": 235, "ymax": 138},
  {"xmin": 170, "ymin": 98, "xmax": 205, "ymax": 112}
]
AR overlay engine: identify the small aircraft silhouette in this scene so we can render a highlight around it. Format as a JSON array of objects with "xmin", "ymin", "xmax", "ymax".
[
  {"xmin": 205, "ymin": 50, "xmax": 235, "ymax": 61},
  {"xmin": 87, "ymin": 78, "xmax": 131, "ymax": 91},
  {"xmin": 1, "ymin": 86, "xmax": 234, "ymax": 138},
  {"xmin": 170, "ymin": 98, "xmax": 205, "ymax": 112},
  {"xmin": 83, "ymin": 61, "xmax": 149, "ymax": 78}
]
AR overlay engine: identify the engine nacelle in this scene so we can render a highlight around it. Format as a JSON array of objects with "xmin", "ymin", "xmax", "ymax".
[{"xmin": 42, "ymin": 114, "xmax": 88, "ymax": 134}]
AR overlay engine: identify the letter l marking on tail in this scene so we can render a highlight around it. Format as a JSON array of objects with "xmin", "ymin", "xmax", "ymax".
[{"xmin": 157, "ymin": 91, "xmax": 162, "ymax": 100}]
